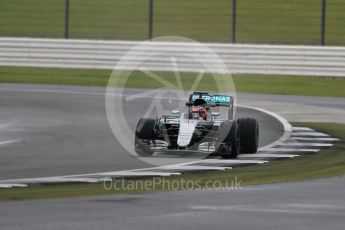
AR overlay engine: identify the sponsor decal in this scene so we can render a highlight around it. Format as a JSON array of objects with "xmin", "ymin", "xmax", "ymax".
[{"xmin": 191, "ymin": 94, "xmax": 231, "ymax": 104}]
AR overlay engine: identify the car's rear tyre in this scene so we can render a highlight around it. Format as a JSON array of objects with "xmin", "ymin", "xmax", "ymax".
[
  {"xmin": 237, "ymin": 118, "xmax": 259, "ymax": 153},
  {"xmin": 135, "ymin": 118, "xmax": 156, "ymax": 156},
  {"xmin": 218, "ymin": 121, "xmax": 240, "ymax": 159}
]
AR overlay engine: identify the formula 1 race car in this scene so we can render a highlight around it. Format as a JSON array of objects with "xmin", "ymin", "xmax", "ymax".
[{"xmin": 135, "ymin": 92, "xmax": 259, "ymax": 159}]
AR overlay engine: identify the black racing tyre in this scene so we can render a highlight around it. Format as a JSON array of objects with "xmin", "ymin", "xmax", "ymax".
[
  {"xmin": 135, "ymin": 118, "xmax": 156, "ymax": 156},
  {"xmin": 218, "ymin": 121, "xmax": 240, "ymax": 159},
  {"xmin": 135, "ymin": 118, "xmax": 156, "ymax": 139},
  {"xmin": 237, "ymin": 118, "xmax": 259, "ymax": 153}
]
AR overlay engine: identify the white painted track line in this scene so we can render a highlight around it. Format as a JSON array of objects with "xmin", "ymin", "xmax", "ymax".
[
  {"xmin": 239, "ymin": 153, "xmax": 299, "ymax": 158},
  {"xmin": 195, "ymin": 159, "xmax": 268, "ymax": 164},
  {"xmin": 0, "ymin": 172, "xmax": 182, "ymax": 186},
  {"xmin": 292, "ymin": 132, "xmax": 330, "ymax": 137},
  {"xmin": 265, "ymin": 148, "xmax": 319, "ymax": 152},
  {"xmin": 292, "ymin": 127, "xmax": 313, "ymax": 131},
  {"xmin": 291, "ymin": 137, "xmax": 339, "ymax": 141},
  {"xmin": 158, "ymin": 165, "xmax": 230, "ymax": 171},
  {"xmin": 281, "ymin": 142, "xmax": 333, "ymax": 147},
  {"xmin": 0, "ymin": 184, "xmax": 27, "ymax": 188},
  {"xmin": 0, "ymin": 177, "xmax": 100, "ymax": 184},
  {"xmin": 74, "ymin": 171, "xmax": 181, "ymax": 177}
]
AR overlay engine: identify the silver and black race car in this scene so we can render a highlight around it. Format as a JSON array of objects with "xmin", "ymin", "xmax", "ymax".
[{"xmin": 135, "ymin": 92, "xmax": 259, "ymax": 159}]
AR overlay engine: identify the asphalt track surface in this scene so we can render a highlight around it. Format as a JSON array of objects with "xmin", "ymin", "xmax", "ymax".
[
  {"xmin": 1, "ymin": 84, "xmax": 344, "ymax": 230},
  {"xmin": 0, "ymin": 84, "xmax": 283, "ymax": 180},
  {"xmin": 238, "ymin": 93, "xmax": 345, "ymax": 124},
  {"xmin": 1, "ymin": 176, "xmax": 345, "ymax": 230}
]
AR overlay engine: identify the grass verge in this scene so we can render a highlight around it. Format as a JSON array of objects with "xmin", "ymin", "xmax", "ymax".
[
  {"xmin": 0, "ymin": 122, "xmax": 344, "ymax": 202},
  {"xmin": 1, "ymin": 0, "xmax": 345, "ymax": 45},
  {"xmin": 1, "ymin": 67, "xmax": 345, "ymax": 97}
]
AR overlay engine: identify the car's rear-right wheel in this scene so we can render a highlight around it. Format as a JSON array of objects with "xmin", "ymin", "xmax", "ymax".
[{"xmin": 237, "ymin": 118, "xmax": 259, "ymax": 153}]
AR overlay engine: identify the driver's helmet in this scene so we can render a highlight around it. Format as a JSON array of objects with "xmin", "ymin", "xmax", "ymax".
[
  {"xmin": 193, "ymin": 98, "xmax": 207, "ymax": 107},
  {"xmin": 192, "ymin": 107, "xmax": 207, "ymax": 120},
  {"xmin": 191, "ymin": 97, "xmax": 207, "ymax": 120}
]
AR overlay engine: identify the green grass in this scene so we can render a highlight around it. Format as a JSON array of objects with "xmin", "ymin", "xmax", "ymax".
[
  {"xmin": 0, "ymin": 67, "xmax": 110, "ymax": 86},
  {"xmin": 233, "ymin": 75, "xmax": 345, "ymax": 97},
  {"xmin": 0, "ymin": 0, "xmax": 344, "ymax": 45},
  {"xmin": 0, "ymin": 122, "xmax": 344, "ymax": 202},
  {"xmin": 1, "ymin": 66, "xmax": 345, "ymax": 97}
]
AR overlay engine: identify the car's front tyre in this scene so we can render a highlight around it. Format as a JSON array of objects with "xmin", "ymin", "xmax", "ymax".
[{"xmin": 135, "ymin": 118, "xmax": 156, "ymax": 156}]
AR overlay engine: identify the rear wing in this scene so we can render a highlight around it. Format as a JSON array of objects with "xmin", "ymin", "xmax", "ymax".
[{"xmin": 188, "ymin": 92, "xmax": 234, "ymax": 120}]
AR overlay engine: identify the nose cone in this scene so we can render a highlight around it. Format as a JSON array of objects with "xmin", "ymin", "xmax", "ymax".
[{"xmin": 177, "ymin": 119, "xmax": 196, "ymax": 147}]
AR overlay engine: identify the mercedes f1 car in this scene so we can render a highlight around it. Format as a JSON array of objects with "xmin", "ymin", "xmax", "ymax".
[{"xmin": 135, "ymin": 92, "xmax": 259, "ymax": 159}]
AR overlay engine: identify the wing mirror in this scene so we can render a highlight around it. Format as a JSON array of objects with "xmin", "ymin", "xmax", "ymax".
[{"xmin": 211, "ymin": 112, "xmax": 220, "ymax": 117}]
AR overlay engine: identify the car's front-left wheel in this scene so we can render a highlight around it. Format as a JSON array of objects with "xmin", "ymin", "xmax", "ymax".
[{"xmin": 135, "ymin": 118, "xmax": 156, "ymax": 156}]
